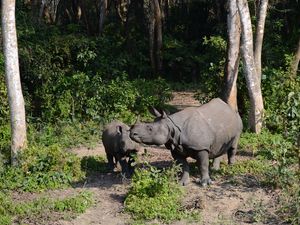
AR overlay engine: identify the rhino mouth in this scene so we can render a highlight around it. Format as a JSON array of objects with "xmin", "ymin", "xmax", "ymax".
[{"xmin": 130, "ymin": 133, "xmax": 142, "ymax": 143}]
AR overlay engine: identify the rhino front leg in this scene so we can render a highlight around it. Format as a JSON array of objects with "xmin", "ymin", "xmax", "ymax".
[
  {"xmin": 197, "ymin": 150, "xmax": 212, "ymax": 186},
  {"xmin": 106, "ymin": 153, "xmax": 115, "ymax": 171},
  {"xmin": 171, "ymin": 151, "xmax": 190, "ymax": 186}
]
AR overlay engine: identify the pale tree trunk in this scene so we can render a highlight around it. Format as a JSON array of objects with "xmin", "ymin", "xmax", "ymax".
[
  {"xmin": 2, "ymin": 0, "xmax": 27, "ymax": 165},
  {"xmin": 254, "ymin": 0, "xmax": 268, "ymax": 81},
  {"xmin": 291, "ymin": 37, "xmax": 300, "ymax": 77},
  {"xmin": 99, "ymin": 0, "xmax": 107, "ymax": 35},
  {"xmin": 223, "ymin": 0, "xmax": 241, "ymax": 112},
  {"xmin": 237, "ymin": 0, "xmax": 264, "ymax": 133}
]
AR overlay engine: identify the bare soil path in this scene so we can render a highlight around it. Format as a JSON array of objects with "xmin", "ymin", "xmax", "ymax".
[{"xmin": 58, "ymin": 92, "xmax": 280, "ymax": 225}]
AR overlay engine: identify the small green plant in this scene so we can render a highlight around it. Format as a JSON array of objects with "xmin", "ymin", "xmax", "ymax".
[
  {"xmin": 0, "ymin": 191, "xmax": 93, "ymax": 225},
  {"xmin": 124, "ymin": 163, "xmax": 200, "ymax": 223}
]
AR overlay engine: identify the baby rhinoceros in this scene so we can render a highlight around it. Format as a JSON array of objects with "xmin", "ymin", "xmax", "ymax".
[
  {"xmin": 102, "ymin": 120, "xmax": 140, "ymax": 177},
  {"xmin": 130, "ymin": 98, "xmax": 243, "ymax": 186}
]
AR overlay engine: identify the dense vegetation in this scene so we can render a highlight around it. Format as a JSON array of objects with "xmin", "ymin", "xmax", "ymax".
[{"xmin": 0, "ymin": 0, "xmax": 299, "ymax": 224}]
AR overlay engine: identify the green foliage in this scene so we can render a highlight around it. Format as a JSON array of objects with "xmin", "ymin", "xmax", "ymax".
[
  {"xmin": 262, "ymin": 66, "xmax": 300, "ymax": 140},
  {"xmin": 125, "ymin": 163, "xmax": 200, "ymax": 223},
  {"xmin": 0, "ymin": 144, "xmax": 84, "ymax": 192},
  {"xmin": 53, "ymin": 191, "xmax": 94, "ymax": 213},
  {"xmin": 0, "ymin": 54, "xmax": 9, "ymax": 125},
  {"xmin": 239, "ymin": 130, "xmax": 294, "ymax": 159},
  {"xmin": 27, "ymin": 120, "xmax": 100, "ymax": 149},
  {"xmin": 0, "ymin": 191, "xmax": 93, "ymax": 225},
  {"xmin": 237, "ymin": 131, "xmax": 299, "ymax": 224}
]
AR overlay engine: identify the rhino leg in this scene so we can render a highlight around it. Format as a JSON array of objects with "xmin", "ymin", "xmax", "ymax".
[
  {"xmin": 212, "ymin": 156, "xmax": 222, "ymax": 170},
  {"xmin": 227, "ymin": 136, "xmax": 239, "ymax": 165},
  {"xmin": 118, "ymin": 156, "xmax": 131, "ymax": 178},
  {"xmin": 197, "ymin": 150, "xmax": 212, "ymax": 186},
  {"xmin": 127, "ymin": 155, "xmax": 136, "ymax": 175},
  {"xmin": 106, "ymin": 152, "xmax": 115, "ymax": 171},
  {"xmin": 171, "ymin": 151, "xmax": 190, "ymax": 186}
]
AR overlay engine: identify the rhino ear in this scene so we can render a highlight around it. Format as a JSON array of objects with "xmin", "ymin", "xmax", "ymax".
[
  {"xmin": 116, "ymin": 125, "xmax": 123, "ymax": 134},
  {"xmin": 162, "ymin": 111, "xmax": 168, "ymax": 119},
  {"xmin": 134, "ymin": 115, "xmax": 141, "ymax": 124},
  {"xmin": 150, "ymin": 107, "xmax": 162, "ymax": 117}
]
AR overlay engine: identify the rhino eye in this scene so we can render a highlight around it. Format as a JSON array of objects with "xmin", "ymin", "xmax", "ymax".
[{"xmin": 147, "ymin": 125, "xmax": 153, "ymax": 132}]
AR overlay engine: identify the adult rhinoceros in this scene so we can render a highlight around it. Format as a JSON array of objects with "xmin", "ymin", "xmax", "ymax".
[{"xmin": 130, "ymin": 98, "xmax": 243, "ymax": 186}]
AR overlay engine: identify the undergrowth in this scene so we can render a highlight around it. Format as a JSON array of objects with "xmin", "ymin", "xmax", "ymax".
[
  {"xmin": 0, "ymin": 191, "xmax": 93, "ymax": 225},
  {"xmin": 124, "ymin": 163, "xmax": 200, "ymax": 223}
]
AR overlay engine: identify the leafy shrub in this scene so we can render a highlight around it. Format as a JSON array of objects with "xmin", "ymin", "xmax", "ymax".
[
  {"xmin": 239, "ymin": 130, "xmax": 294, "ymax": 159},
  {"xmin": 125, "ymin": 163, "xmax": 199, "ymax": 223},
  {"xmin": 27, "ymin": 120, "xmax": 100, "ymax": 149},
  {"xmin": 0, "ymin": 144, "xmax": 84, "ymax": 192},
  {"xmin": 0, "ymin": 191, "xmax": 93, "ymax": 225},
  {"xmin": 262, "ymin": 66, "xmax": 300, "ymax": 140}
]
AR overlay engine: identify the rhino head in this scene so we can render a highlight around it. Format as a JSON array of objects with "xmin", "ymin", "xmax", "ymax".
[
  {"xmin": 130, "ymin": 109, "xmax": 171, "ymax": 145},
  {"xmin": 117, "ymin": 125, "xmax": 139, "ymax": 153}
]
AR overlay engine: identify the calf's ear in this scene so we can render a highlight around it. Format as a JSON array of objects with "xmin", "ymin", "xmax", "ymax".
[{"xmin": 116, "ymin": 125, "xmax": 123, "ymax": 134}]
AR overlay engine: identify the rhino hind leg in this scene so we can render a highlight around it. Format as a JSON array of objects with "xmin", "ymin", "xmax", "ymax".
[
  {"xmin": 197, "ymin": 150, "xmax": 212, "ymax": 186},
  {"xmin": 212, "ymin": 156, "xmax": 222, "ymax": 170},
  {"xmin": 117, "ymin": 156, "xmax": 131, "ymax": 178},
  {"xmin": 171, "ymin": 151, "xmax": 190, "ymax": 186},
  {"xmin": 227, "ymin": 136, "xmax": 239, "ymax": 165}
]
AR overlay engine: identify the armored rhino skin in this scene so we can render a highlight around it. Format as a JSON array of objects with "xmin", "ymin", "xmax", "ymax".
[
  {"xmin": 130, "ymin": 98, "xmax": 243, "ymax": 186},
  {"xmin": 102, "ymin": 120, "xmax": 140, "ymax": 177}
]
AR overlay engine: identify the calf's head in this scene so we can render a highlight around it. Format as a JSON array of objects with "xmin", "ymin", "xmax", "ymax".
[{"xmin": 117, "ymin": 125, "xmax": 139, "ymax": 153}]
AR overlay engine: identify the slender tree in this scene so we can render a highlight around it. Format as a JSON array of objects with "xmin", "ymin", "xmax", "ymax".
[
  {"xmin": 237, "ymin": 0, "xmax": 264, "ymax": 133},
  {"xmin": 2, "ymin": 0, "xmax": 27, "ymax": 165},
  {"xmin": 223, "ymin": 0, "xmax": 241, "ymax": 112},
  {"xmin": 149, "ymin": 0, "xmax": 162, "ymax": 74},
  {"xmin": 254, "ymin": 0, "xmax": 268, "ymax": 81},
  {"xmin": 99, "ymin": 0, "xmax": 107, "ymax": 35}
]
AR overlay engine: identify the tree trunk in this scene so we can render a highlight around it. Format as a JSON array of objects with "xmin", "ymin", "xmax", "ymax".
[
  {"xmin": 237, "ymin": 0, "xmax": 264, "ymax": 133},
  {"xmin": 153, "ymin": 0, "xmax": 162, "ymax": 74},
  {"xmin": 223, "ymin": 0, "xmax": 241, "ymax": 112},
  {"xmin": 291, "ymin": 37, "xmax": 300, "ymax": 77},
  {"xmin": 99, "ymin": 0, "xmax": 107, "ymax": 35},
  {"xmin": 149, "ymin": 0, "xmax": 162, "ymax": 75},
  {"xmin": 1, "ymin": 0, "xmax": 27, "ymax": 165},
  {"xmin": 149, "ymin": 0, "xmax": 156, "ymax": 74},
  {"xmin": 254, "ymin": 0, "xmax": 268, "ymax": 81}
]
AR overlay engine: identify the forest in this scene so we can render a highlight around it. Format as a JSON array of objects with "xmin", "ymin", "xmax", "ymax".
[{"xmin": 0, "ymin": 0, "xmax": 299, "ymax": 224}]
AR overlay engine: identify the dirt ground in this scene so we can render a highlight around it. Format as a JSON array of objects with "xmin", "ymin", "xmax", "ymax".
[{"xmin": 57, "ymin": 92, "xmax": 281, "ymax": 225}]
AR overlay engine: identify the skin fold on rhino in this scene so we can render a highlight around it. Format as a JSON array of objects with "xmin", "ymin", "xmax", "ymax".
[
  {"xmin": 102, "ymin": 120, "xmax": 140, "ymax": 177},
  {"xmin": 130, "ymin": 98, "xmax": 243, "ymax": 186}
]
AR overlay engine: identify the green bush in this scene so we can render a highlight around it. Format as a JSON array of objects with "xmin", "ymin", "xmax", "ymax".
[
  {"xmin": 262, "ymin": 66, "xmax": 300, "ymax": 140},
  {"xmin": 0, "ymin": 191, "xmax": 93, "ymax": 225},
  {"xmin": 125, "ymin": 163, "xmax": 199, "ymax": 223},
  {"xmin": 0, "ymin": 144, "xmax": 84, "ymax": 192}
]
